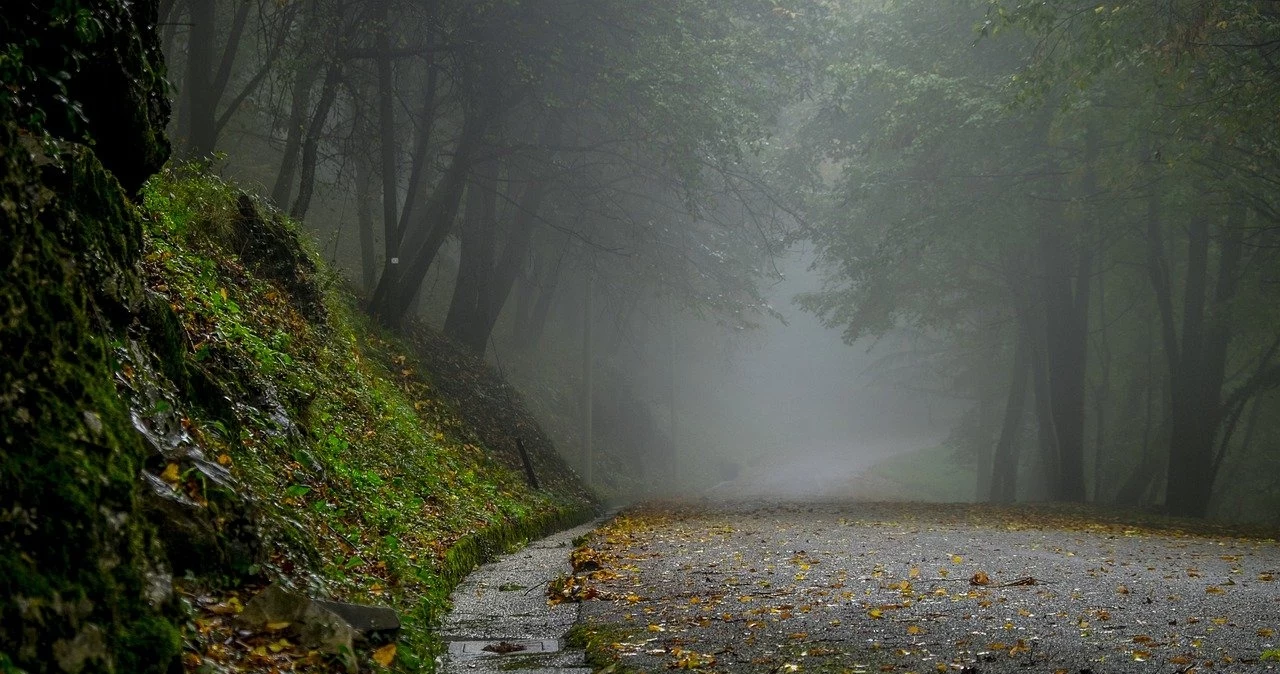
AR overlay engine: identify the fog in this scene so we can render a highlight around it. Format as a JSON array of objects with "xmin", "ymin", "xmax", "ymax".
[
  {"xmin": 159, "ymin": 0, "xmax": 1280, "ymax": 522},
  {"xmin": 668, "ymin": 248, "xmax": 954, "ymax": 499}
]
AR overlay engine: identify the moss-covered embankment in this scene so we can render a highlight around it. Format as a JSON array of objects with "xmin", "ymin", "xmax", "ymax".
[{"xmin": 1, "ymin": 4, "xmax": 595, "ymax": 673}]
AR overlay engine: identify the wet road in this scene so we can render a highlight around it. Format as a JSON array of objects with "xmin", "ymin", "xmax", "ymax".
[{"xmin": 569, "ymin": 502, "xmax": 1280, "ymax": 673}]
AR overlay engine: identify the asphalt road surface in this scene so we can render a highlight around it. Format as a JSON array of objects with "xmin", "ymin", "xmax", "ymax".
[{"xmin": 563, "ymin": 502, "xmax": 1280, "ymax": 674}]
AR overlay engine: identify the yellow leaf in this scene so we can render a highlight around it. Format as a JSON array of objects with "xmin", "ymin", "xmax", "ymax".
[
  {"xmin": 208, "ymin": 596, "xmax": 243, "ymax": 615},
  {"xmin": 160, "ymin": 462, "xmax": 181, "ymax": 485},
  {"xmin": 868, "ymin": 608, "xmax": 884, "ymax": 619},
  {"xmin": 265, "ymin": 621, "xmax": 291, "ymax": 631},
  {"xmin": 372, "ymin": 643, "xmax": 396, "ymax": 667},
  {"xmin": 951, "ymin": 555, "xmax": 963, "ymax": 565},
  {"xmin": 909, "ymin": 567, "xmax": 921, "ymax": 579},
  {"xmin": 907, "ymin": 624, "xmax": 922, "ymax": 635}
]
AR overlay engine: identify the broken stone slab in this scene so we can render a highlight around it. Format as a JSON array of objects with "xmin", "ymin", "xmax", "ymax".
[
  {"xmin": 237, "ymin": 583, "xmax": 400, "ymax": 673},
  {"xmin": 312, "ymin": 599, "xmax": 400, "ymax": 642}
]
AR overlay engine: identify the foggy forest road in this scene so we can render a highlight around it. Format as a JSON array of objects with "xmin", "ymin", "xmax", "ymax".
[{"xmin": 565, "ymin": 502, "xmax": 1280, "ymax": 674}]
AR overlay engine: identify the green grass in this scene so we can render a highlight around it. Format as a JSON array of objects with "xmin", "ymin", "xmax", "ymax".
[
  {"xmin": 138, "ymin": 164, "xmax": 595, "ymax": 671},
  {"xmin": 865, "ymin": 444, "xmax": 976, "ymax": 502}
]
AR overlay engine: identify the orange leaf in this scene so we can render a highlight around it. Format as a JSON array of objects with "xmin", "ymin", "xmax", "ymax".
[{"xmin": 372, "ymin": 643, "xmax": 396, "ymax": 667}]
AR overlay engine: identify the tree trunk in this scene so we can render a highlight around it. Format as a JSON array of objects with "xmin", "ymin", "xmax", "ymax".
[
  {"xmin": 1029, "ymin": 322, "xmax": 1058, "ymax": 499},
  {"xmin": 184, "ymin": 0, "xmax": 216, "ymax": 155},
  {"xmin": 513, "ymin": 246, "xmax": 564, "ymax": 349},
  {"xmin": 446, "ymin": 116, "xmax": 564, "ymax": 348},
  {"xmin": 369, "ymin": 101, "xmax": 495, "ymax": 326},
  {"xmin": 509, "ymin": 248, "xmax": 540, "ymax": 342},
  {"xmin": 289, "ymin": 64, "xmax": 341, "ymax": 219},
  {"xmin": 974, "ymin": 382, "xmax": 997, "ymax": 502},
  {"xmin": 1114, "ymin": 317, "xmax": 1163, "ymax": 507},
  {"xmin": 443, "ymin": 155, "xmax": 499, "ymax": 351},
  {"xmin": 271, "ymin": 53, "xmax": 320, "ymax": 205},
  {"xmin": 1038, "ymin": 221, "xmax": 1091, "ymax": 502},
  {"xmin": 989, "ymin": 329, "xmax": 1030, "ymax": 503},
  {"xmin": 395, "ymin": 64, "xmax": 439, "ymax": 242},
  {"xmin": 356, "ymin": 141, "xmax": 378, "ymax": 293},
  {"xmin": 1161, "ymin": 204, "xmax": 1244, "ymax": 518},
  {"xmin": 375, "ymin": 0, "xmax": 399, "ymax": 269},
  {"xmin": 1091, "ymin": 234, "xmax": 1111, "ymax": 501}
]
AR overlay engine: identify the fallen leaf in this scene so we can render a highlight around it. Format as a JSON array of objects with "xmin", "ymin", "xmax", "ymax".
[
  {"xmin": 160, "ymin": 462, "xmax": 181, "ymax": 485},
  {"xmin": 970, "ymin": 571, "xmax": 991, "ymax": 586},
  {"xmin": 482, "ymin": 642, "xmax": 525, "ymax": 654},
  {"xmin": 208, "ymin": 597, "xmax": 242, "ymax": 615},
  {"xmin": 372, "ymin": 642, "xmax": 396, "ymax": 666}
]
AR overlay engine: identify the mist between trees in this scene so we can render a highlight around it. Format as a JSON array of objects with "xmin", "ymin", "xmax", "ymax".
[{"xmin": 160, "ymin": 0, "xmax": 1280, "ymax": 522}]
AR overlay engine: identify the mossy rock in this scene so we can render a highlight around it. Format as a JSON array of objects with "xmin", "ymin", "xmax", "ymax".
[
  {"xmin": 0, "ymin": 120, "xmax": 179, "ymax": 672},
  {"xmin": 0, "ymin": 0, "xmax": 170, "ymax": 193}
]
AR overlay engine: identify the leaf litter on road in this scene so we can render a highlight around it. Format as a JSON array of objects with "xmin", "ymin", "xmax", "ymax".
[{"xmin": 562, "ymin": 502, "xmax": 1280, "ymax": 673}]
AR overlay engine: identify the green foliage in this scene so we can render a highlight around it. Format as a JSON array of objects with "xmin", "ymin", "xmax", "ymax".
[
  {"xmin": 139, "ymin": 164, "xmax": 595, "ymax": 668},
  {"xmin": 798, "ymin": 0, "xmax": 1280, "ymax": 517}
]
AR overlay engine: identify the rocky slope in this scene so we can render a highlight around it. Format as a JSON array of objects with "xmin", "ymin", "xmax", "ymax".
[{"xmin": 0, "ymin": 5, "xmax": 594, "ymax": 672}]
